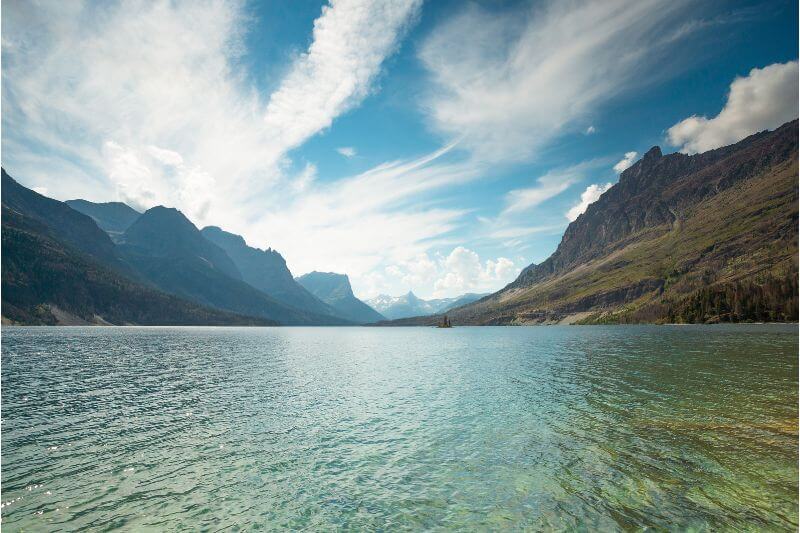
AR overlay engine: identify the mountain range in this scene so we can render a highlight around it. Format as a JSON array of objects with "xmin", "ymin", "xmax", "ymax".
[
  {"xmin": 3, "ymin": 121, "xmax": 797, "ymax": 326},
  {"xmin": 296, "ymin": 271, "xmax": 386, "ymax": 323},
  {"xmin": 65, "ymin": 199, "xmax": 141, "ymax": 242},
  {"xmin": 2, "ymin": 170, "xmax": 382, "ymax": 326},
  {"xmin": 390, "ymin": 120, "xmax": 798, "ymax": 325},
  {"xmin": 366, "ymin": 291, "xmax": 488, "ymax": 320}
]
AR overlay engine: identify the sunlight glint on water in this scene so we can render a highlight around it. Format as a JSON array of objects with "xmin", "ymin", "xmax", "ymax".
[{"xmin": 1, "ymin": 325, "xmax": 797, "ymax": 530}]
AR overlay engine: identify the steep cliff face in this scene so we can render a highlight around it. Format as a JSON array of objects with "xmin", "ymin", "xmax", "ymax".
[
  {"xmin": 296, "ymin": 271, "xmax": 385, "ymax": 324},
  {"xmin": 444, "ymin": 120, "xmax": 798, "ymax": 325},
  {"xmin": 201, "ymin": 226, "xmax": 338, "ymax": 318},
  {"xmin": 513, "ymin": 122, "xmax": 798, "ymax": 289}
]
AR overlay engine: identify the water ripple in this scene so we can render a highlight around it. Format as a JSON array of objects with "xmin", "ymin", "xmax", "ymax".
[{"xmin": 2, "ymin": 324, "xmax": 797, "ymax": 530}]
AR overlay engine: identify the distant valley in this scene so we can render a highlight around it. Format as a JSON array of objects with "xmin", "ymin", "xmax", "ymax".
[{"xmin": 366, "ymin": 291, "xmax": 488, "ymax": 320}]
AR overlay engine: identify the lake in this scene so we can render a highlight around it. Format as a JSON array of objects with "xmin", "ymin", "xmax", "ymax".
[{"xmin": 1, "ymin": 325, "xmax": 797, "ymax": 530}]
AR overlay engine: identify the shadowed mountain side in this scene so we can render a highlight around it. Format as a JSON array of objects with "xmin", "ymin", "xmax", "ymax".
[
  {"xmin": 1, "ymin": 206, "xmax": 275, "ymax": 326},
  {"xmin": 2, "ymin": 169, "xmax": 121, "ymax": 267},
  {"xmin": 200, "ymin": 226, "xmax": 339, "ymax": 318},
  {"xmin": 378, "ymin": 120, "xmax": 799, "ymax": 326},
  {"xmin": 118, "ymin": 208, "xmax": 351, "ymax": 325},
  {"xmin": 295, "ymin": 271, "xmax": 385, "ymax": 324},
  {"xmin": 123, "ymin": 207, "xmax": 242, "ymax": 280},
  {"xmin": 66, "ymin": 199, "xmax": 141, "ymax": 242}
]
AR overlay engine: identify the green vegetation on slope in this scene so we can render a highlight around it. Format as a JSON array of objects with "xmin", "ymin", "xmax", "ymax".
[{"xmin": 443, "ymin": 121, "xmax": 798, "ymax": 325}]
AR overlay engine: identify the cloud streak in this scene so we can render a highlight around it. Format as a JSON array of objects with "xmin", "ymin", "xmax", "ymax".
[
  {"xmin": 502, "ymin": 160, "xmax": 603, "ymax": 216},
  {"xmin": 418, "ymin": 0, "xmax": 695, "ymax": 163},
  {"xmin": 1, "ymin": 0, "xmax": 421, "ymax": 226},
  {"xmin": 263, "ymin": 0, "xmax": 421, "ymax": 153}
]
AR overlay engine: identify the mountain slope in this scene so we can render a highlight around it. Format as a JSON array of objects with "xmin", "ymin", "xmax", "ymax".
[
  {"xmin": 367, "ymin": 291, "xmax": 488, "ymax": 320},
  {"xmin": 2, "ymin": 169, "xmax": 120, "ymax": 266},
  {"xmin": 296, "ymin": 271, "xmax": 385, "ymax": 324},
  {"xmin": 200, "ymin": 226, "xmax": 337, "ymax": 317},
  {"xmin": 119, "ymin": 208, "xmax": 349, "ymax": 325},
  {"xmin": 436, "ymin": 120, "xmax": 799, "ymax": 325},
  {"xmin": 123, "ymin": 207, "xmax": 242, "ymax": 280},
  {"xmin": 1, "ymin": 205, "xmax": 274, "ymax": 326},
  {"xmin": 65, "ymin": 199, "xmax": 141, "ymax": 241}
]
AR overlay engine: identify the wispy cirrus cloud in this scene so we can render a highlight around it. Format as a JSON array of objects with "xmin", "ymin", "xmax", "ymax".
[
  {"xmin": 501, "ymin": 160, "xmax": 603, "ymax": 216},
  {"xmin": 336, "ymin": 147, "xmax": 357, "ymax": 158},
  {"xmin": 2, "ymin": 0, "xmax": 421, "ymax": 226},
  {"xmin": 418, "ymin": 0, "xmax": 697, "ymax": 163},
  {"xmin": 246, "ymin": 141, "xmax": 483, "ymax": 289},
  {"xmin": 263, "ymin": 0, "xmax": 421, "ymax": 154}
]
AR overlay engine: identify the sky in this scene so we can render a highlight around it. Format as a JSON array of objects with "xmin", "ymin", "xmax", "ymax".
[{"xmin": 2, "ymin": 0, "xmax": 798, "ymax": 300}]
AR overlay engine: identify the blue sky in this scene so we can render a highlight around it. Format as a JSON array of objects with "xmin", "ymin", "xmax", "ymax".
[{"xmin": 2, "ymin": 0, "xmax": 798, "ymax": 299}]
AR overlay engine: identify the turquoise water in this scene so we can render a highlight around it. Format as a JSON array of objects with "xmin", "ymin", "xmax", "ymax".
[{"xmin": 1, "ymin": 325, "xmax": 797, "ymax": 530}]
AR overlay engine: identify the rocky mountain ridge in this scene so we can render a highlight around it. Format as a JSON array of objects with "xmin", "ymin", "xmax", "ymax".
[
  {"xmin": 395, "ymin": 120, "xmax": 799, "ymax": 325},
  {"xmin": 295, "ymin": 271, "xmax": 385, "ymax": 324}
]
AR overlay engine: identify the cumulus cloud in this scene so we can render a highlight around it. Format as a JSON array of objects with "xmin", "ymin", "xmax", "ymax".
[
  {"xmin": 613, "ymin": 151, "xmax": 638, "ymax": 173},
  {"xmin": 432, "ymin": 247, "xmax": 516, "ymax": 298},
  {"xmin": 418, "ymin": 0, "xmax": 696, "ymax": 162},
  {"xmin": 565, "ymin": 183, "xmax": 613, "ymax": 222},
  {"xmin": 337, "ymin": 147, "xmax": 357, "ymax": 158},
  {"xmin": 667, "ymin": 61, "xmax": 799, "ymax": 154},
  {"xmin": 368, "ymin": 246, "xmax": 517, "ymax": 298}
]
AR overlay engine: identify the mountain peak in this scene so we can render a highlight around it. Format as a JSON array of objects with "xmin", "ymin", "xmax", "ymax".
[
  {"xmin": 123, "ymin": 206, "xmax": 242, "ymax": 280},
  {"xmin": 643, "ymin": 145, "xmax": 662, "ymax": 161},
  {"xmin": 201, "ymin": 225, "xmax": 247, "ymax": 247},
  {"xmin": 65, "ymin": 198, "xmax": 141, "ymax": 238},
  {"xmin": 296, "ymin": 271, "xmax": 384, "ymax": 323}
]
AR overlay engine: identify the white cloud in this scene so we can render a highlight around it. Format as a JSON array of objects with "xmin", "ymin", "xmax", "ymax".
[
  {"xmin": 418, "ymin": 0, "xmax": 695, "ymax": 162},
  {"xmin": 337, "ymin": 147, "xmax": 357, "ymax": 158},
  {"xmin": 2, "ymin": 0, "xmax": 420, "ymax": 224},
  {"xmin": 613, "ymin": 151, "xmax": 638, "ymax": 173},
  {"xmin": 566, "ymin": 182, "xmax": 613, "ymax": 222},
  {"xmin": 103, "ymin": 141, "xmax": 216, "ymax": 218},
  {"xmin": 585, "ymin": 126, "xmax": 596, "ymax": 135},
  {"xmin": 502, "ymin": 160, "xmax": 600, "ymax": 215},
  {"xmin": 365, "ymin": 246, "xmax": 518, "ymax": 298},
  {"xmin": 32, "ymin": 186, "xmax": 49, "ymax": 196},
  {"xmin": 667, "ymin": 61, "xmax": 799, "ymax": 154},
  {"xmin": 487, "ymin": 224, "xmax": 565, "ymax": 240},
  {"xmin": 431, "ymin": 247, "xmax": 517, "ymax": 298},
  {"xmin": 263, "ymin": 0, "xmax": 421, "ymax": 153},
  {"xmin": 147, "ymin": 145, "xmax": 184, "ymax": 167},
  {"xmin": 248, "ymin": 142, "xmax": 484, "ymax": 296},
  {"xmin": 291, "ymin": 163, "xmax": 317, "ymax": 194}
]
